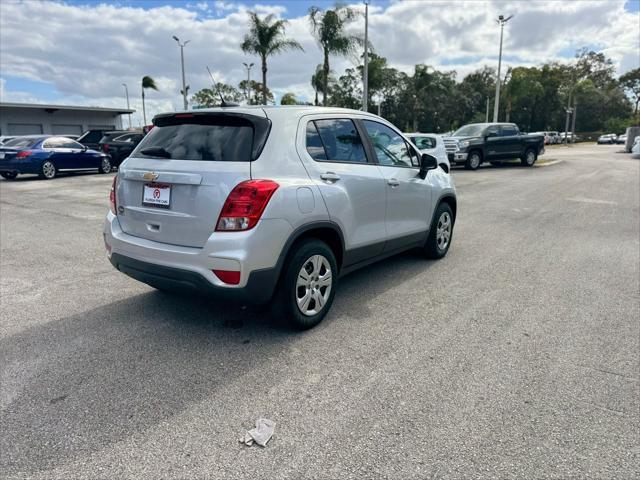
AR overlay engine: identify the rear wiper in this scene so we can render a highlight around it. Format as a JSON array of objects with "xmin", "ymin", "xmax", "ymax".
[{"xmin": 140, "ymin": 147, "xmax": 171, "ymax": 158}]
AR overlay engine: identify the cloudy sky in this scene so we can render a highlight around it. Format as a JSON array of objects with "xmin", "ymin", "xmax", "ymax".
[{"xmin": 1, "ymin": 0, "xmax": 638, "ymax": 126}]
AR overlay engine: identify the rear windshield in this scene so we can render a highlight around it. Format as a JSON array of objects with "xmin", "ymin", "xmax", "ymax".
[
  {"xmin": 133, "ymin": 115, "xmax": 260, "ymax": 161},
  {"xmin": 2, "ymin": 137, "xmax": 39, "ymax": 148},
  {"xmin": 78, "ymin": 131, "xmax": 103, "ymax": 144}
]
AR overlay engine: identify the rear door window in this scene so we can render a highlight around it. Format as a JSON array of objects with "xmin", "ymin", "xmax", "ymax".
[
  {"xmin": 500, "ymin": 125, "xmax": 518, "ymax": 136},
  {"xmin": 308, "ymin": 119, "xmax": 367, "ymax": 163},
  {"xmin": 133, "ymin": 115, "xmax": 262, "ymax": 161},
  {"xmin": 411, "ymin": 136, "xmax": 436, "ymax": 150}
]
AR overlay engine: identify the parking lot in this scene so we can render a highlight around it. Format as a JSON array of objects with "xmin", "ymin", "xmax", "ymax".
[{"xmin": 0, "ymin": 143, "xmax": 638, "ymax": 478}]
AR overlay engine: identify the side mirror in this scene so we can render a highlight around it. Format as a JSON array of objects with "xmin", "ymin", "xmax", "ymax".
[{"xmin": 419, "ymin": 153, "xmax": 438, "ymax": 179}]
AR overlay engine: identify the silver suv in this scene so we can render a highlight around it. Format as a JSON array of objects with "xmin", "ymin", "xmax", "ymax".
[{"xmin": 104, "ymin": 106, "xmax": 457, "ymax": 329}]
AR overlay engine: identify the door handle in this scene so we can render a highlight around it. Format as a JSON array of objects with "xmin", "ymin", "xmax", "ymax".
[
  {"xmin": 320, "ymin": 172, "xmax": 340, "ymax": 183},
  {"xmin": 387, "ymin": 178, "xmax": 400, "ymax": 187}
]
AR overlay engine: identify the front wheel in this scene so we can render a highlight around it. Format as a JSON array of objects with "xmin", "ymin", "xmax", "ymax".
[
  {"xmin": 521, "ymin": 148, "xmax": 537, "ymax": 167},
  {"xmin": 465, "ymin": 151, "xmax": 481, "ymax": 170},
  {"xmin": 99, "ymin": 156, "xmax": 112, "ymax": 173},
  {"xmin": 39, "ymin": 160, "xmax": 57, "ymax": 179},
  {"xmin": 424, "ymin": 203, "xmax": 454, "ymax": 259},
  {"xmin": 1, "ymin": 172, "xmax": 18, "ymax": 180},
  {"xmin": 272, "ymin": 239, "xmax": 338, "ymax": 330}
]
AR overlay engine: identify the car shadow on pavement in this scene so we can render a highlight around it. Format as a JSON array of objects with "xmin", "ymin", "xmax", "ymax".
[{"xmin": 0, "ymin": 250, "xmax": 435, "ymax": 476}]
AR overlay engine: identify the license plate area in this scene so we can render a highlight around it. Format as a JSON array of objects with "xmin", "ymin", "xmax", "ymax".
[{"xmin": 142, "ymin": 183, "xmax": 171, "ymax": 208}]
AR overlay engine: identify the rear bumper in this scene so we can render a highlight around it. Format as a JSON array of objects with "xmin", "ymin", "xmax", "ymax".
[
  {"xmin": 109, "ymin": 252, "xmax": 278, "ymax": 303},
  {"xmin": 0, "ymin": 160, "xmax": 39, "ymax": 174},
  {"xmin": 103, "ymin": 212, "xmax": 292, "ymax": 304}
]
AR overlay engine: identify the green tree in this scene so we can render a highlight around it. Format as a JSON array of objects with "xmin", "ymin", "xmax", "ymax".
[
  {"xmin": 619, "ymin": 68, "xmax": 640, "ymax": 115},
  {"xmin": 309, "ymin": 5, "xmax": 363, "ymax": 106},
  {"xmin": 241, "ymin": 12, "xmax": 303, "ymax": 105},
  {"xmin": 311, "ymin": 64, "xmax": 332, "ymax": 106},
  {"xmin": 192, "ymin": 82, "xmax": 243, "ymax": 107},
  {"xmin": 239, "ymin": 79, "xmax": 274, "ymax": 105},
  {"xmin": 328, "ymin": 68, "xmax": 361, "ymax": 109},
  {"xmin": 141, "ymin": 76, "xmax": 158, "ymax": 125},
  {"xmin": 280, "ymin": 92, "xmax": 298, "ymax": 105}
]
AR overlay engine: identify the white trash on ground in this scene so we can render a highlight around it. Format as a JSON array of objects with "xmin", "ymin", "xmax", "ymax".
[{"xmin": 240, "ymin": 418, "xmax": 276, "ymax": 447}]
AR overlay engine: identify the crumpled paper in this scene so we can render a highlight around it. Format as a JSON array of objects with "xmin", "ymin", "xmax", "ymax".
[{"xmin": 240, "ymin": 418, "xmax": 276, "ymax": 447}]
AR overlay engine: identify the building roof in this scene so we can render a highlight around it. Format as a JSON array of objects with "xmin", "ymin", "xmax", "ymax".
[{"xmin": 0, "ymin": 102, "xmax": 134, "ymax": 114}]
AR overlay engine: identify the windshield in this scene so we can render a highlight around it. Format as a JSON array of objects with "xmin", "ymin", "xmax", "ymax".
[
  {"xmin": 453, "ymin": 125, "xmax": 486, "ymax": 137},
  {"xmin": 2, "ymin": 137, "xmax": 39, "ymax": 148}
]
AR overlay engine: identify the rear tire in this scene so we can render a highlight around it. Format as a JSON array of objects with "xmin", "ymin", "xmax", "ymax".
[
  {"xmin": 465, "ymin": 151, "xmax": 481, "ymax": 170},
  {"xmin": 99, "ymin": 156, "xmax": 112, "ymax": 173},
  {"xmin": 424, "ymin": 203, "xmax": 454, "ymax": 259},
  {"xmin": 271, "ymin": 239, "xmax": 338, "ymax": 330},
  {"xmin": 521, "ymin": 148, "xmax": 537, "ymax": 167},
  {"xmin": 1, "ymin": 172, "xmax": 18, "ymax": 180},
  {"xmin": 39, "ymin": 160, "xmax": 56, "ymax": 179}
]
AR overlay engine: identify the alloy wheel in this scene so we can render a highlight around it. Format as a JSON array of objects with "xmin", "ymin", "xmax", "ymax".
[
  {"xmin": 42, "ymin": 161, "xmax": 56, "ymax": 179},
  {"xmin": 296, "ymin": 254, "xmax": 332, "ymax": 316},
  {"xmin": 101, "ymin": 157, "xmax": 111, "ymax": 173},
  {"xmin": 436, "ymin": 211, "xmax": 452, "ymax": 251}
]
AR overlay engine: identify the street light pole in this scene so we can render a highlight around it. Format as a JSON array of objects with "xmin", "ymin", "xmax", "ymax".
[
  {"xmin": 493, "ymin": 14, "xmax": 513, "ymax": 123},
  {"xmin": 122, "ymin": 83, "xmax": 131, "ymax": 129},
  {"xmin": 173, "ymin": 35, "xmax": 190, "ymax": 110},
  {"xmin": 362, "ymin": 1, "xmax": 369, "ymax": 112},
  {"xmin": 243, "ymin": 62, "xmax": 254, "ymax": 104}
]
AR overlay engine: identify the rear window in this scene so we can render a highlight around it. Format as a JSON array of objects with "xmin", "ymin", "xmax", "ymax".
[
  {"xmin": 78, "ymin": 131, "xmax": 103, "ymax": 144},
  {"xmin": 410, "ymin": 136, "xmax": 436, "ymax": 150},
  {"xmin": 3, "ymin": 137, "xmax": 39, "ymax": 148},
  {"xmin": 133, "ymin": 114, "xmax": 270, "ymax": 162}
]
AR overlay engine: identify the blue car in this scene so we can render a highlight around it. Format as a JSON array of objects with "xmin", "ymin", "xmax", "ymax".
[{"xmin": 0, "ymin": 135, "xmax": 112, "ymax": 180}]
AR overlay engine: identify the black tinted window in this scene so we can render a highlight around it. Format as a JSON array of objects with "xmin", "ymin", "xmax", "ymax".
[
  {"xmin": 306, "ymin": 122, "xmax": 327, "ymax": 161},
  {"xmin": 78, "ymin": 131, "xmax": 103, "ymax": 143},
  {"xmin": 134, "ymin": 123, "xmax": 253, "ymax": 161},
  {"xmin": 312, "ymin": 119, "xmax": 367, "ymax": 163},
  {"xmin": 500, "ymin": 126, "xmax": 518, "ymax": 136}
]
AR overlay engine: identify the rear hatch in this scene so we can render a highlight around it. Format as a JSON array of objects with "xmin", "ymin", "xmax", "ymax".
[{"xmin": 115, "ymin": 110, "xmax": 271, "ymax": 248}]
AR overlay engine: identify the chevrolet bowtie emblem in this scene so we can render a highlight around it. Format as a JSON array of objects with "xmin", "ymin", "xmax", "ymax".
[{"xmin": 142, "ymin": 172, "xmax": 159, "ymax": 181}]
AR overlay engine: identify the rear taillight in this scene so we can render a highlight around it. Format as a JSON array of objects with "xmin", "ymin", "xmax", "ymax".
[
  {"xmin": 216, "ymin": 180, "xmax": 279, "ymax": 231},
  {"xmin": 16, "ymin": 150, "xmax": 32, "ymax": 159},
  {"xmin": 109, "ymin": 175, "xmax": 117, "ymax": 215},
  {"xmin": 102, "ymin": 144, "xmax": 109, "ymax": 153},
  {"xmin": 213, "ymin": 269, "xmax": 240, "ymax": 285}
]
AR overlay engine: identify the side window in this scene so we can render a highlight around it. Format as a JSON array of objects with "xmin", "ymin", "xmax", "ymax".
[
  {"xmin": 43, "ymin": 137, "xmax": 64, "ymax": 149},
  {"xmin": 486, "ymin": 126, "xmax": 499, "ymax": 137},
  {"xmin": 58, "ymin": 138, "xmax": 82, "ymax": 149},
  {"xmin": 500, "ymin": 126, "xmax": 518, "ymax": 137},
  {"xmin": 411, "ymin": 136, "xmax": 436, "ymax": 150},
  {"xmin": 363, "ymin": 120, "xmax": 414, "ymax": 167},
  {"xmin": 305, "ymin": 121, "xmax": 328, "ymax": 161},
  {"xmin": 311, "ymin": 119, "xmax": 367, "ymax": 163}
]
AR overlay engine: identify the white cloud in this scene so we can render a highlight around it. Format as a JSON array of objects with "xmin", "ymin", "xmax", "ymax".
[{"xmin": 0, "ymin": 0, "xmax": 637, "ymax": 125}]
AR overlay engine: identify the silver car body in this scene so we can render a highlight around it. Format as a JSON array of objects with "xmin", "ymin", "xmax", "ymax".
[{"xmin": 104, "ymin": 106, "xmax": 456, "ymax": 303}]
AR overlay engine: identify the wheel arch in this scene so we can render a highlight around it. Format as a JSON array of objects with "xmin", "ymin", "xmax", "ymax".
[{"xmin": 278, "ymin": 221, "xmax": 345, "ymax": 274}]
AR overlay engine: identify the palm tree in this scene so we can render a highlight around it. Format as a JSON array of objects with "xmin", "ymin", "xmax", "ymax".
[
  {"xmin": 241, "ymin": 12, "xmax": 303, "ymax": 105},
  {"xmin": 141, "ymin": 76, "xmax": 158, "ymax": 125},
  {"xmin": 309, "ymin": 5, "xmax": 363, "ymax": 106},
  {"xmin": 311, "ymin": 64, "xmax": 332, "ymax": 106}
]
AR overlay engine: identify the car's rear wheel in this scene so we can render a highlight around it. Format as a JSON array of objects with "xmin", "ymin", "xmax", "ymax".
[
  {"xmin": 1, "ymin": 172, "xmax": 18, "ymax": 180},
  {"xmin": 272, "ymin": 239, "xmax": 338, "ymax": 330},
  {"xmin": 424, "ymin": 203, "xmax": 454, "ymax": 259},
  {"xmin": 39, "ymin": 160, "xmax": 57, "ymax": 179},
  {"xmin": 99, "ymin": 157, "xmax": 112, "ymax": 173},
  {"xmin": 465, "ymin": 151, "xmax": 481, "ymax": 170},
  {"xmin": 521, "ymin": 148, "xmax": 537, "ymax": 167}
]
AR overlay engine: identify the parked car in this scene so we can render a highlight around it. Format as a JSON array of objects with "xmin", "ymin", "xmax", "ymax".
[
  {"xmin": 616, "ymin": 134, "xmax": 627, "ymax": 145},
  {"xmin": 105, "ymin": 106, "xmax": 457, "ymax": 329},
  {"xmin": 98, "ymin": 131, "xmax": 144, "ymax": 167},
  {"xmin": 406, "ymin": 133, "xmax": 451, "ymax": 171},
  {"xmin": 447, "ymin": 123, "xmax": 545, "ymax": 170},
  {"xmin": 597, "ymin": 134, "xmax": 617, "ymax": 144},
  {"xmin": 0, "ymin": 135, "xmax": 112, "ymax": 180},
  {"xmin": 77, "ymin": 129, "xmax": 126, "ymax": 151},
  {"xmin": 631, "ymin": 136, "xmax": 640, "ymax": 158}
]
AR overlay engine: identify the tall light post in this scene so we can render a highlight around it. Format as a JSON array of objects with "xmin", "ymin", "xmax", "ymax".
[
  {"xmin": 362, "ymin": 1, "xmax": 369, "ymax": 112},
  {"xmin": 172, "ymin": 35, "xmax": 190, "ymax": 110},
  {"xmin": 492, "ymin": 14, "xmax": 513, "ymax": 123},
  {"xmin": 243, "ymin": 62, "xmax": 254, "ymax": 103},
  {"xmin": 121, "ymin": 83, "xmax": 131, "ymax": 129}
]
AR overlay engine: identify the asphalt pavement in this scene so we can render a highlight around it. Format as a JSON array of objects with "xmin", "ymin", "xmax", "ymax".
[{"xmin": 1, "ymin": 144, "xmax": 638, "ymax": 479}]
